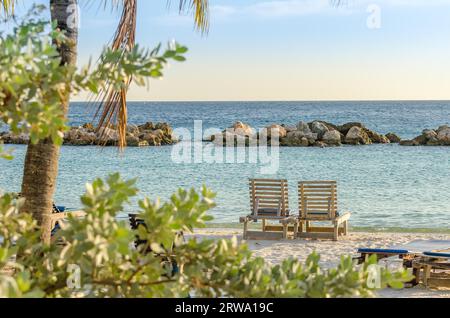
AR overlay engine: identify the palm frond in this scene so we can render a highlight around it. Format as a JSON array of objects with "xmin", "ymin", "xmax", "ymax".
[
  {"xmin": 176, "ymin": 0, "xmax": 209, "ymax": 34},
  {"xmin": 92, "ymin": 0, "xmax": 210, "ymax": 149},
  {"xmin": 0, "ymin": 0, "xmax": 16, "ymax": 17},
  {"xmin": 91, "ymin": 0, "xmax": 136, "ymax": 149}
]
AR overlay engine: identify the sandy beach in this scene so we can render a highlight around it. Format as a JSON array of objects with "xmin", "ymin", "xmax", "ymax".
[{"xmin": 192, "ymin": 229, "xmax": 450, "ymax": 298}]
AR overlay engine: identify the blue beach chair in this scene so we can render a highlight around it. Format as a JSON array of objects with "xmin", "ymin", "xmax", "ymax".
[
  {"xmin": 356, "ymin": 240, "xmax": 450, "ymax": 287},
  {"xmin": 413, "ymin": 248, "xmax": 450, "ymax": 288},
  {"xmin": 356, "ymin": 240, "xmax": 450, "ymax": 263}
]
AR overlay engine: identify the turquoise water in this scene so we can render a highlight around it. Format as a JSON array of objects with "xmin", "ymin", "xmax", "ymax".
[{"xmin": 1, "ymin": 101, "xmax": 450, "ymax": 230}]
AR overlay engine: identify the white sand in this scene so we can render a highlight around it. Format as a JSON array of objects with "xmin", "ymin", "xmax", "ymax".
[{"xmin": 191, "ymin": 229, "xmax": 450, "ymax": 298}]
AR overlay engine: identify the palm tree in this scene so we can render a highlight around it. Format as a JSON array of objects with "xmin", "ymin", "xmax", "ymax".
[{"xmin": 1, "ymin": 0, "xmax": 209, "ymax": 243}]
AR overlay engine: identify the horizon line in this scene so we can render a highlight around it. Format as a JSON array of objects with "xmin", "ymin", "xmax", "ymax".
[{"xmin": 70, "ymin": 99, "xmax": 450, "ymax": 103}]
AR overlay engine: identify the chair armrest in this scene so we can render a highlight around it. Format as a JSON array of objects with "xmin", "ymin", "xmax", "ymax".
[{"xmin": 335, "ymin": 212, "xmax": 351, "ymax": 225}]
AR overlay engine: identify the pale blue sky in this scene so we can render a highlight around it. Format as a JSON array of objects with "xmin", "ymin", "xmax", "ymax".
[{"xmin": 8, "ymin": 0, "xmax": 450, "ymax": 101}]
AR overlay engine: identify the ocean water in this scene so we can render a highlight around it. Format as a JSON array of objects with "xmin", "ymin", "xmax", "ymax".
[{"xmin": 1, "ymin": 101, "xmax": 450, "ymax": 230}]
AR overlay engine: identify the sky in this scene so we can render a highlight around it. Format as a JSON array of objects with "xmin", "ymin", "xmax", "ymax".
[{"xmin": 7, "ymin": 0, "xmax": 450, "ymax": 101}]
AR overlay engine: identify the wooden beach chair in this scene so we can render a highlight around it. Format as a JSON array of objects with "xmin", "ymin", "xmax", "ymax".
[
  {"xmin": 128, "ymin": 214, "xmax": 182, "ymax": 278},
  {"xmin": 240, "ymin": 179, "xmax": 298, "ymax": 240},
  {"xmin": 413, "ymin": 250, "xmax": 450, "ymax": 289},
  {"xmin": 355, "ymin": 240, "xmax": 450, "ymax": 288},
  {"xmin": 297, "ymin": 181, "xmax": 351, "ymax": 241}
]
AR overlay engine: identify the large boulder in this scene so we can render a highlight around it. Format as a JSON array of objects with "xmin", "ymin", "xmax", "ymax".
[
  {"xmin": 127, "ymin": 124, "xmax": 140, "ymax": 136},
  {"xmin": 213, "ymin": 131, "xmax": 250, "ymax": 147},
  {"xmin": 437, "ymin": 125, "xmax": 450, "ymax": 145},
  {"xmin": 297, "ymin": 121, "xmax": 311, "ymax": 134},
  {"xmin": 386, "ymin": 133, "xmax": 401, "ymax": 143},
  {"xmin": 97, "ymin": 127, "xmax": 118, "ymax": 142},
  {"xmin": 281, "ymin": 132, "xmax": 309, "ymax": 147},
  {"xmin": 339, "ymin": 122, "xmax": 365, "ymax": 135},
  {"xmin": 126, "ymin": 135, "xmax": 140, "ymax": 147},
  {"xmin": 155, "ymin": 123, "xmax": 173, "ymax": 136},
  {"xmin": 365, "ymin": 130, "xmax": 390, "ymax": 144},
  {"xmin": 138, "ymin": 122, "xmax": 155, "ymax": 132},
  {"xmin": 317, "ymin": 121, "xmax": 340, "ymax": 132},
  {"xmin": 77, "ymin": 130, "xmax": 96, "ymax": 145},
  {"xmin": 227, "ymin": 121, "xmax": 254, "ymax": 137},
  {"xmin": 345, "ymin": 126, "xmax": 372, "ymax": 145},
  {"xmin": 141, "ymin": 133, "xmax": 160, "ymax": 146},
  {"xmin": 310, "ymin": 121, "xmax": 329, "ymax": 139},
  {"xmin": 282, "ymin": 125, "xmax": 297, "ymax": 133},
  {"xmin": 264, "ymin": 124, "xmax": 287, "ymax": 139},
  {"xmin": 322, "ymin": 130, "xmax": 342, "ymax": 146}
]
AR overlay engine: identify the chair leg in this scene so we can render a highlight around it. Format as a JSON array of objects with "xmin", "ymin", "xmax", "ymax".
[
  {"xmin": 424, "ymin": 265, "xmax": 431, "ymax": 287},
  {"xmin": 333, "ymin": 223, "xmax": 339, "ymax": 241},
  {"xmin": 243, "ymin": 219, "xmax": 248, "ymax": 240},
  {"xmin": 282, "ymin": 224, "xmax": 288, "ymax": 240},
  {"xmin": 343, "ymin": 221, "xmax": 348, "ymax": 236},
  {"xmin": 294, "ymin": 221, "xmax": 299, "ymax": 239},
  {"xmin": 262, "ymin": 219, "xmax": 266, "ymax": 232}
]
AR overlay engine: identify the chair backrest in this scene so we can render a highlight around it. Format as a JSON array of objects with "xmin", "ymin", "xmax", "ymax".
[
  {"xmin": 298, "ymin": 181, "xmax": 337, "ymax": 220},
  {"xmin": 249, "ymin": 179, "xmax": 289, "ymax": 217}
]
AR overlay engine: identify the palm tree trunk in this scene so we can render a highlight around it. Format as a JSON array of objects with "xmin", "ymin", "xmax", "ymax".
[{"xmin": 21, "ymin": 0, "xmax": 78, "ymax": 244}]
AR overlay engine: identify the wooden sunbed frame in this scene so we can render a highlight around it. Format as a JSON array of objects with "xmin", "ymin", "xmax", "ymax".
[
  {"xmin": 413, "ymin": 253, "xmax": 450, "ymax": 289},
  {"xmin": 49, "ymin": 211, "xmax": 86, "ymax": 231},
  {"xmin": 240, "ymin": 179, "xmax": 298, "ymax": 240},
  {"xmin": 297, "ymin": 181, "xmax": 351, "ymax": 241}
]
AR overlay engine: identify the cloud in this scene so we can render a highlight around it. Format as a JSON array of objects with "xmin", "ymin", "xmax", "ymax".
[{"xmin": 155, "ymin": 0, "xmax": 450, "ymax": 27}]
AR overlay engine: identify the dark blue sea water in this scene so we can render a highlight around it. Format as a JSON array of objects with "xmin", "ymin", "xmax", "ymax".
[{"xmin": 1, "ymin": 101, "xmax": 450, "ymax": 230}]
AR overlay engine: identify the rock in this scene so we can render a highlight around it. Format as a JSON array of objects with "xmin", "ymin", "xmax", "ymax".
[
  {"xmin": 437, "ymin": 125, "xmax": 450, "ymax": 133},
  {"xmin": 97, "ymin": 127, "xmax": 118, "ymax": 142},
  {"xmin": 314, "ymin": 141, "xmax": 327, "ymax": 148},
  {"xmin": 310, "ymin": 121, "xmax": 329, "ymax": 139},
  {"xmin": 339, "ymin": 122, "xmax": 365, "ymax": 135},
  {"xmin": 82, "ymin": 123, "xmax": 94, "ymax": 131},
  {"xmin": 127, "ymin": 124, "xmax": 140, "ymax": 135},
  {"xmin": 138, "ymin": 122, "xmax": 154, "ymax": 132},
  {"xmin": 213, "ymin": 131, "xmax": 250, "ymax": 147},
  {"xmin": 3, "ymin": 133, "xmax": 29, "ymax": 144},
  {"xmin": 423, "ymin": 129, "xmax": 437, "ymax": 140},
  {"xmin": 282, "ymin": 125, "xmax": 297, "ymax": 133},
  {"xmin": 78, "ymin": 131, "xmax": 96, "ymax": 145},
  {"xmin": 155, "ymin": 123, "xmax": 173, "ymax": 136},
  {"xmin": 413, "ymin": 134, "xmax": 428, "ymax": 145},
  {"xmin": 2, "ymin": 122, "xmax": 177, "ymax": 147},
  {"xmin": 283, "ymin": 131, "xmax": 317, "ymax": 147},
  {"xmin": 386, "ymin": 133, "xmax": 401, "ymax": 143},
  {"xmin": 322, "ymin": 130, "xmax": 342, "ymax": 146},
  {"xmin": 345, "ymin": 126, "xmax": 372, "ymax": 145},
  {"xmin": 426, "ymin": 137, "xmax": 441, "ymax": 146},
  {"xmin": 317, "ymin": 121, "xmax": 340, "ymax": 132},
  {"xmin": 402, "ymin": 125, "xmax": 450, "ymax": 146},
  {"xmin": 264, "ymin": 124, "xmax": 287, "ymax": 139},
  {"xmin": 126, "ymin": 135, "xmax": 140, "ymax": 147},
  {"xmin": 281, "ymin": 133, "xmax": 309, "ymax": 147},
  {"xmin": 437, "ymin": 126, "xmax": 450, "ymax": 145},
  {"xmin": 297, "ymin": 121, "xmax": 311, "ymax": 134},
  {"xmin": 365, "ymin": 130, "xmax": 390, "ymax": 144},
  {"xmin": 228, "ymin": 122, "xmax": 254, "ymax": 137},
  {"xmin": 400, "ymin": 140, "xmax": 419, "ymax": 146},
  {"xmin": 141, "ymin": 133, "xmax": 159, "ymax": 146}
]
